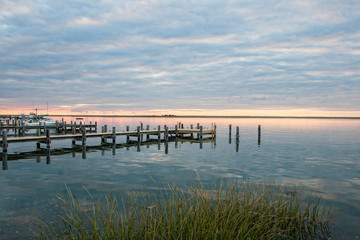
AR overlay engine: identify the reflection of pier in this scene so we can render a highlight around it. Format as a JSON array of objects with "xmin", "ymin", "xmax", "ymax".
[
  {"xmin": 1, "ymin": 123, "xmax": 216, "ymax": 152},
  {"xmin": 1, "ymin": 136, "xmax": 215, "ymax": 170}
]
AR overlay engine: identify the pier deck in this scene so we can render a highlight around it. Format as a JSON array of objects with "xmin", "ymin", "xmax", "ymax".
[{"xmin": 1, "ymin": 124, "xmax": 216, "ymax": 152}]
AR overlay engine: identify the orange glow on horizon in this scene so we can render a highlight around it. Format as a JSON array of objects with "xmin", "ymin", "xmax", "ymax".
[{"xmin": 1, "ymin": 107, "xmax": 360, "ymax": 117}]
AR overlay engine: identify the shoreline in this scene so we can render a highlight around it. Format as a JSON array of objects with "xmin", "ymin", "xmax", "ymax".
[
  {"xmin": 1, "ymin": 114, "xmax": 360, "ymax": 119},
  {"xmin": 50, "ymin": 115, "xmax": 360, "ymax": 119}
]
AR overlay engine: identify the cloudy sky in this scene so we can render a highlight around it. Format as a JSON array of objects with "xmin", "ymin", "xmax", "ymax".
[{"xmin": 1, "ymin": 0, "xmax": 359, "ymax": 116}]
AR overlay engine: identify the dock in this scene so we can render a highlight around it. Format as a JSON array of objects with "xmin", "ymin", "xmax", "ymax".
[
  {"xmin": 0, "ymin": 123, "xmax": 216, "ymax": 152},
  {"xmin": 0, "ymin": 120, "xmax": 98, "ymax": 135}
]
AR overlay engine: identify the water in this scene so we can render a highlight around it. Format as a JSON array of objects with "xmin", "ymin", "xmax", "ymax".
[{"xmin": 1, "ymin": 117, "xmax": 359, "ymax": 239}]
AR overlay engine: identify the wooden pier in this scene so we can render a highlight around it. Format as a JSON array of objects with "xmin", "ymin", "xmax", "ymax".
[
  {"xmin": 0, "ymin": 124, "xmax": 216, "ymax": 152},
  {"xmin": 0, "ymin": 120, "xmax": 98, "ymax": 135}
]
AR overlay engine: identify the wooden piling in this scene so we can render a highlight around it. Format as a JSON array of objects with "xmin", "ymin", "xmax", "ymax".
[
  {"xmin": 46, "ymin": 129, "xmax": 51, "ymax": 149},
  {"xmin": 82, "ymin": 127, "xmax": 86, "ymax": 146},
  {"xmin": 146, "ymin": 125, "xmax": 150, "ymax": 141},
  {"xmin": 137, "ymin": 126, "xmax": 141, "ymax": 143},
  {"xmin": 236, "ymin": 126, "xmax": 240, "ymax": 145},
  {"xmin": 2, "ymin": 131, "xmax": 8, "ymax": 152},
  {"xmin": 126, "ymin": 126, "xmax": 130, "ymax": 143},
  {"xmin": 165, "ymin": 127, "xmax": 169, "ymax": 142},
  {"xmin": 197, "ymin": 123, "xmax": 200, "ymax": 138},
  {"xmin": 258, "ymin": 125, "xmax": 261, "ymax": 146},
  {"xmin": 157, "ymin": 125, "xmax": 161, "ymax": 140},
  {"xmin": 101, "ymin": 126, "xmax": 106, "ymax": 144},
  {"xmin": 112, "ymin": 127, "xmax": 116, "ymax": 144}
]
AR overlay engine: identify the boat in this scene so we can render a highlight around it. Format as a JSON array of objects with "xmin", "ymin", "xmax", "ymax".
[
  {"xmin": 76, "ymin": 117, "xmax": 84, "ymax": 120},
  {"xmin": 25, "ymin": 118, "xmax": 59, "ymax": 127}
]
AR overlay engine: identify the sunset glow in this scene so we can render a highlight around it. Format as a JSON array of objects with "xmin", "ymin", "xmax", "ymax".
[{"xmin": 1, "ymin": 1, "xmax": 359, "ymax": 117}]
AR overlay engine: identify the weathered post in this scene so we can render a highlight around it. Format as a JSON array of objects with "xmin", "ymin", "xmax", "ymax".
[
  {"xmin": 165, "ymin": 142, "xmax": 168, "ymax": 154},
  {"xmin": 2, "ymin": 131, "xmax": 8, "ymax": 152},
  {"xmin": 95, "ymin": 121, "xmax": 98, "ymax": 132},
  {"xmin": 112, "ymin": 127, "xmax": 116, "ymax": 144},
  {"xmin": 101, "ymin": 126, "xmax": 106, "ymax": 144},
  {"xmin": 236, "ymin": 126, "xmax": 240, "ymax": 143},
  {"xmin": 82, "ymin": 126, "xmax": 86, "ymax": 146},
  {"xmin": 22, "ymin": 120, "xmax": 25, "ymax": 135},
  {"xmin": 146, "ymin": 125, "xmax": 150, "ymax": 141},
  {"xmin": 229, "ymin": 124, "xmax": 232, "ymax": 144},
  {"xmin": 165, "ymin": 127, "xmax": 169, "ymax": 142},
  {"xmin": 175, "ymin": 125, "xmax": 178, "ymax": 138},
  {"xmin": 197, "ymin": 123, "xmax": 200, "ymax": 138},
  {"xmin": 190, "ymin": 124, "xmax": 194, "ymax": 139},
  {"xmin": 199, "ymin": 126, "xmax": 203, "ymax": 149},
  {"xmin": 137, "ymin": 126, "xmax": 141, "ymax": 143},
  {"xmin": 258, "ymin": 125, "xmax": 261, "ymax": 146},
  {"xmin": 63, "ymin": 121, "xmax": 66, "ymax": 134},
  {"xmin": 140, "ymin": 122, "xmax": 143, "ymax": 142},
  {"xmin": 104, "ymin": 125, "xmax": 108, "ymax": 133},
  {"xmin": 126, "ymin": 126, "xmax": 130, "ymax": 143},
  {"xmin": 46, "ymin": 129, "xmax": 51, "ymax": 149},
  {"xmin": 157, "ymin": 125, "xmax": 161, "ymax": 140}
]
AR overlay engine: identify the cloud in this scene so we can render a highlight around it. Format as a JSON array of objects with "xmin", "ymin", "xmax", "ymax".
[{"xmin": 0, "ymin": 0, "xmax": 359, "ymax": 115}]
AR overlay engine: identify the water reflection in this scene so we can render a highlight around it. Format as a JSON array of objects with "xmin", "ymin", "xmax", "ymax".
[
  {"xmin": 1, "ymin": 137, "xmax": 215, "ymax": 170},
  {"xmin": 2, "ymin": 153, "xmax": 7, "ymax": 170}
]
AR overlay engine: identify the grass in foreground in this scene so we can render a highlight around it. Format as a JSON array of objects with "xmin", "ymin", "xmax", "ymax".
[{"xmin": 31, "ymin": 180, "xmax": 336, "ymax": 239}]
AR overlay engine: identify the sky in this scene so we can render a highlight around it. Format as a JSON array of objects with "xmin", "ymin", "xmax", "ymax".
[{"xmin": 0, "ymin": 0, "xmax": 359, "ymax": 117}]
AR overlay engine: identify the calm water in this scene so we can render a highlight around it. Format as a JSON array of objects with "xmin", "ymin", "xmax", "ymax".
[{"xmin": 1, "ymin": 117, "xmax": 359, "ymax": 239}]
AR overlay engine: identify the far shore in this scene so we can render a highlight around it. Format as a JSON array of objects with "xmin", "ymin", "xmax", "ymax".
[
  {"xmin": 43, "ymin": 114, "xmax": 360, "ymax": 119},
  {"xmin": 1, "ymin": 114, "xmax": 360, "ymax": 119}
]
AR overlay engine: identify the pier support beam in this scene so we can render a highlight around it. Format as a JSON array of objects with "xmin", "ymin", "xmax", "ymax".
[
  {"xmin": 2, "ymin": 131, "xmax": 8, "ymax": 152},
  {"xmin": 236, "ymin": 126, "xmax": 240, "ymax": 143},
  {"xmin": 46, "ymin": 129, "xmax": 51, "ymax": 149},
  {"xmin": 258, "ymin": 125, "xmax": 261, "ymax": 146},
  {"xmin": 146, "ymin": 125, "xmax": 150, "ymax": 141},
  {"xmin": 112, "ymin": 127, "xmax": 116, "ymax": 144},
  {"xmin": 82, "ymin": 126, "xmax": 86, "ymax": 146},
  {"xmin": 137, "ymin": 126, "xmax": 141, "ymax": 143},
  {"xmin": 165, "ymin": 127, "xmax": 169, "ymax": 142}
]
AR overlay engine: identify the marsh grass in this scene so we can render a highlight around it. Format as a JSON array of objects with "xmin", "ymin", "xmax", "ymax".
[{"xmin": 31, "ymin": 180, "xmax": 336, "ymax": 239}]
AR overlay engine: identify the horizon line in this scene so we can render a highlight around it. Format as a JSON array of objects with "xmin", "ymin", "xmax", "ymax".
[
  {"xmin": 1, "ymin": 114, "xmax": 360, "ymax": 119},
  {"xmin": 49, "ymin": 114, "xmax": 360, "ymax": 119}
]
